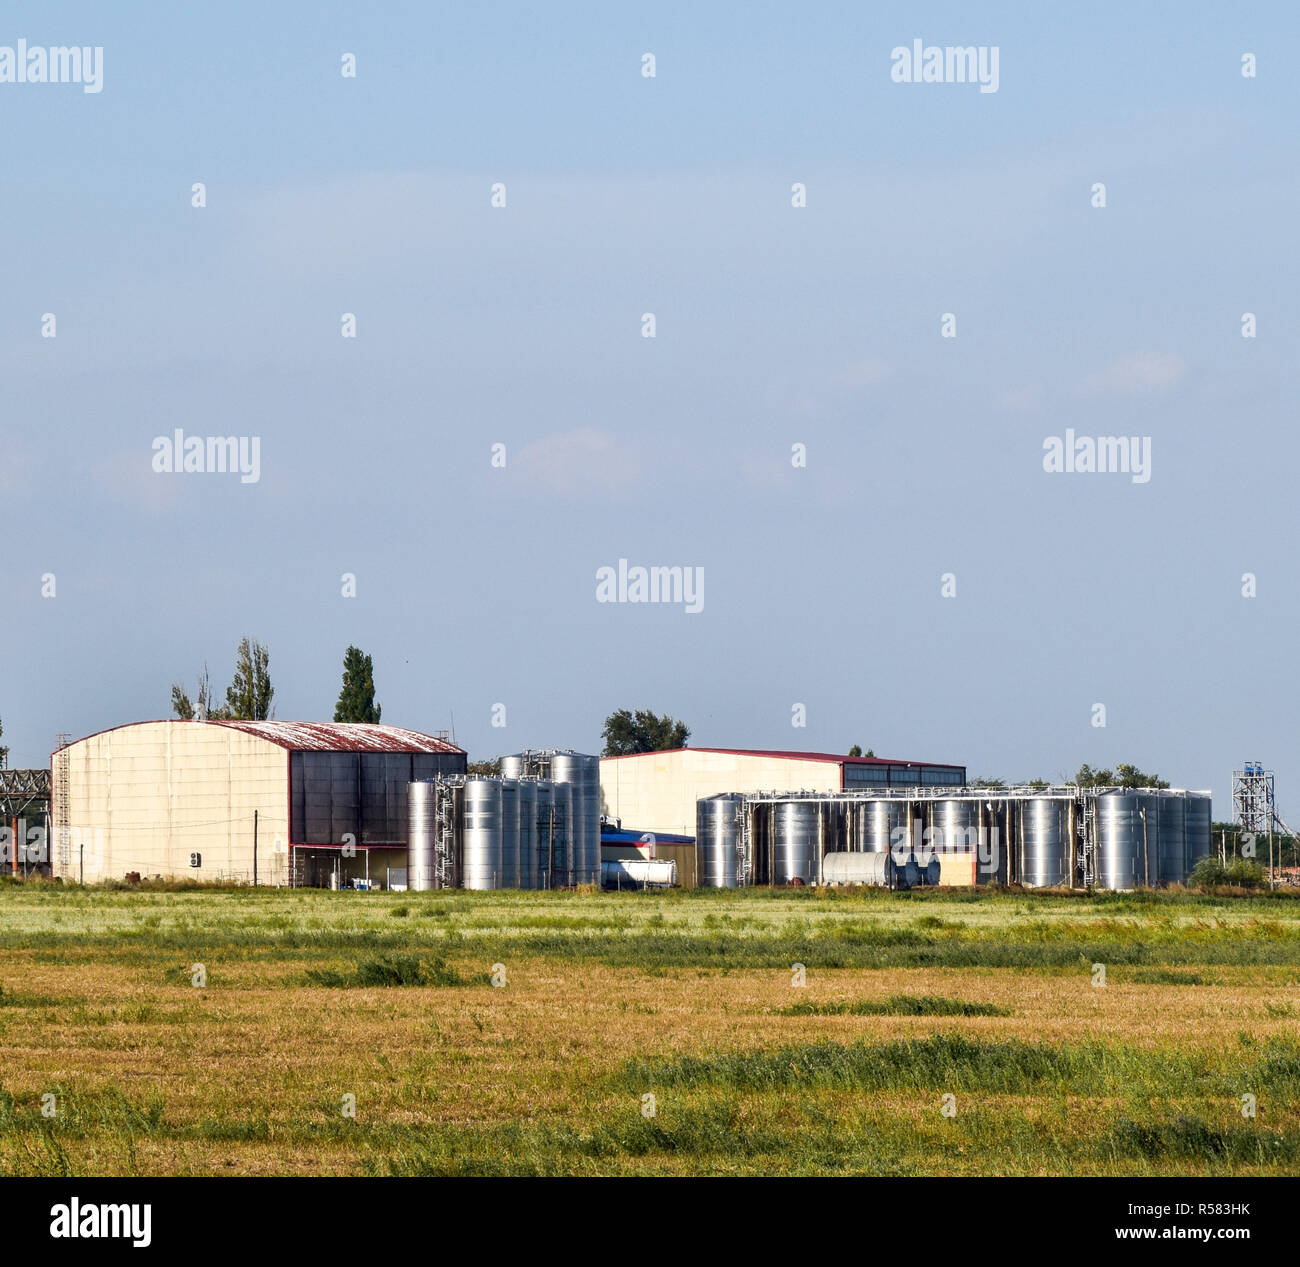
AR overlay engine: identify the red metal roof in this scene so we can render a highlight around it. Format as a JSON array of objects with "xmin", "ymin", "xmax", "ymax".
[
  {"xmin": 599, "ymin": 747, "xmax": 962, "ymax": 769},
  {"xmin": 211, "ymin": 721, "xmax": 463, "ymax": 753}
]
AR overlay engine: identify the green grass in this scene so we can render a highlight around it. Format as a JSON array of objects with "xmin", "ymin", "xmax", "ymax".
[
  {"xmin": 2, "ymin": 882, "xmax": 1299, "ymax": 1176},
  {"xmin": 777, "ymin": 994, "xmax": 1011, "ymax": 1017}
]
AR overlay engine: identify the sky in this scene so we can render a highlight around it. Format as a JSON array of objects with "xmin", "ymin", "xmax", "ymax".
[{"xmin": 2, "ymin": 2, "xmax": 1298, "ymax": 817}]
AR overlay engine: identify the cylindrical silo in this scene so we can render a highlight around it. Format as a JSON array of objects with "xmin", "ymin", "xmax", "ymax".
[
  {"xmin": 1184, "ymin": 794, "xmax": 1212, "ymax": 877},
  {"xmin": 499, "ymin": 779, "xmax": 521, "ymax": 889},
  {"xmin": 500, "ymin": 754, "xmax": 526, "ymax": 782},
  {"xmin": 550, "ymin": 781, "xmax": 573, "ymax": 886},
  {"xmin": 696, "ymin": 795, "xmax": 742, "ymax": 888},
  {"xmin": 407, "ymin": 781, "xmax": 438, "ymax": 891},
  {"xmin": 1153, "ymin": 793, "xmax": 1186, "ymax": 887},
  {"xmin": 533, "ymin": 780, "xmax": 554, "ymax": 889},
  {"xmin": 1019, "ymin": 797, "xmax": 1070, "ymax": 888},
  {"xmin": 551, "ymin": 752, "xmax": 601, "ymax": 885},
  {"xmin": 774, "ymin": 801, "xmax": 819, "ymax": 885},
  {"xmin": 516, "ymin": 780, "xmax": 537, "ymax": 890},
  {"xmin": 462, "ymin": 779, "xmax": 504, "ymax": 890},
  {"xmin": 930, "ymin": 799, "xmax": 979, "ymax": 850},
  {"xmin": 1095, "ymin": 793, "xmax": 1145, "ymax": 891},
  {"xmin": 862, "ymin": 799, "xmax": 906, "ymax": 853}
]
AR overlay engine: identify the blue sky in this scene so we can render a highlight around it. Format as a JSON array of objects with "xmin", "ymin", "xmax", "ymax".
[{"xmin": 3, "ymin": 3, "xmax": 1298, "ymax": 816}]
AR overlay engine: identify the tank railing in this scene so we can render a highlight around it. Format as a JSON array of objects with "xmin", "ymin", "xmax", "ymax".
[{"xmin": 727, "ymin": 785, "xmax": 1210, "ymax": 805}]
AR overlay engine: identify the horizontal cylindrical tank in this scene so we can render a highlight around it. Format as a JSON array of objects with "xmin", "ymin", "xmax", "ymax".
[
  {"xmin": 912, "ymin": 849, "xmax": 942, "ymax": 887},
  {"xmin": 462, "ymin": 779, "xmax": 503, "ymax": 890},
  {"xmin": 697, "ymin": 795, "xmax": 742, "ymax": 888},
  {"xmin": 1095, "ymin": 793, "xmax": 1145, "ymax": 891},
  {"xmin": 1019, "ymin": 797, "xmax": 1070, "ymax": 888},
  {"xmin": 602, "ymin": 859, "xmax": 677, "ymax": 888},
  {"xmin": 821, "ymin": 850, "xmax": 898, "ymax": 887},
  {"xmin": 774, "ymin": 801, "xmax": 820, "ymax": 885},
  {"xmin": 407, "ymin": 781, "xmax": 438, "ymax": 891}
]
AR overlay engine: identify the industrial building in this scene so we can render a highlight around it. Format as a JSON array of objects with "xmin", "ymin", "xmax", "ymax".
[
  {"xmin": 49, "ymin": 720, "xmax": 465, "ymax": 887},
  {"xmin": 600, "ymin": 747, "xmax": 967, "ymax": 839},
  {"xmin": 697, "ymin": 785, "xmax": 1212, "ymax": 891}
]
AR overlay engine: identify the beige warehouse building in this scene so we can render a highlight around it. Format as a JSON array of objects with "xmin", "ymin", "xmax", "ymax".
[
  {"xmin": 599, "ymin": 747, "xmax": 966, "ymax": 839},
  {"xmin": 50, "ymin": 720, "xmax": 465, "ymax": 886}
]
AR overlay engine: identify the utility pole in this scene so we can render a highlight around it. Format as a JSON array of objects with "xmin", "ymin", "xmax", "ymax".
[{"xmin": 253, "ymin": 810, "xmax": 259, "ymax": 887}]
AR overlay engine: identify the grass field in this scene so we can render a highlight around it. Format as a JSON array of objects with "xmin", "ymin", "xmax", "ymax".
[{"xmin": 1, "ymin": 880, "xmax": 1298, "ymax": 1176}]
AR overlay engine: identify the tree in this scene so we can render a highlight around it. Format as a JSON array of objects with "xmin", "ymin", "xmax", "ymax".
[
  {"xmin": 171, "ymin": 664, "xmax": 225, "ymax": 720},
  {"xmin": 848, "ymin": 744, "xmax": 862, "ymax": 758},
  {"xmin": 601, "ymin": 709, "xmax": 690, "ymax": 756},
  {"xmin": 224, "ymin": 638, "xmax": 273, "ymax": 720},
  {"xmin": 971, "ymin": 777, "xmax": 1007, "ymax": 788},
  {"xmin": 467, "ymin": 757, "xmax": 502, "ymax": 777},
  {"xmin": 1074, "ymin": 762, "xmax": 1168, "ymax": 789},
  {"xmin": 333, "ymin": 646, "xmax": 381, "ymax": 723}
]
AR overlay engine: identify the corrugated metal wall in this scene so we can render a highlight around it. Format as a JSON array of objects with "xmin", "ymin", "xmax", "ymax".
[{"xmin": 290, "ymin": 750, "xmax": 466, "ymax": 845}]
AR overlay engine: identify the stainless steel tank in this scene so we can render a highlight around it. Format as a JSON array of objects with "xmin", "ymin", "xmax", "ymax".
[
  {"xmin": 861, "ymin": 799, "xmax": 907, "ymax": 853},
  {"xmin": 1184, "ymin": 793, "xmax": 1211, "ymax": 876},
  {"xmin": 550, "ymin": 781, "xmax": 573, "ymax": 886},
  {"xmin": 462, "ymin": 779, "xmax": 503, "ymax": 890},
  {"xmin": 407, "ymin": 780, "xmax": 438, "ymax": 891},
  {"xmin": 516, "ymin": 779, "xmax": 537, "ymax": 890},
  {"xmin": 533, "ymin": 780, "xmax": 554, "ymax": 889},
  {"xmin": 1019, "ymin": 797, "xmax": 1070, "ymax": 888},
  {"xmin": 499, "ymin": 779, "xmax": 521, "ymax": 889},
  {"xmin": 774, "ymin": 801, "xmax": 820, "ymax": 885},
  {"xmin": 1154, "ymin": 793, "xmax": 1186, "ymax": 887},
  {"xmin": 551, "ymin": 751, "xmax": 600, "ymax": 885},
  {"xmin": 1094, "ymin": 793, "xmax": 1145, "ymax": 890},
  {"xmin": 696, "ymin": 794, "xmax": 742, "ymax": 888},
  {"xmin": 822, "ymin": 850, "xmax": 898, "ymax": 887},
  {"xmin": 500, "ymin": 755, "xmax": 526, "ymax": 782},
  {"xmin": 929, "ymin": 799, "xmax": 980, "ymax": 851}
]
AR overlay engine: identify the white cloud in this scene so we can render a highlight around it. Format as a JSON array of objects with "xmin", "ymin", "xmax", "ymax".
[
  {"xmin": 1083, "ymin": 352, "xmax": 1185, "ymax": 394},
  {"xmin": 510, "ymin": 426, "xmax": 641, "ymax": 496}
]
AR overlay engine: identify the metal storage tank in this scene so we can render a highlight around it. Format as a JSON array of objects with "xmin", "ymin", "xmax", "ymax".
[
  {"xmin": 603, "ymin": 858, "xmax": 677, "ymax": 889},
  {"xmin": 1184, "ymin": 794, "xmax": 1212, "ymax": 876},
  {"xmin": 407, "ymin": 781, "xmax": 438, "ymax": 891},
  {"xmin": 533, "ymin": 780, "xmax": 555, "ymax": 889},
  {"xmin": 516, "ymin": 779, "xmax": 537, "ymax": 890},
  {"xmin": 552, "ymin": 751, "xmax": 600, "ymax": 885},
  {"xmin": 550, "ymin": 781, "xmax": 573, "ymax": 886},
  {"xmin": 499, "ymin": 779, "xmax": 521, "ymax": 889},
  {"xmin": 696, "ymin": 794, "xmax": 742, "ymax": 888},
  {"xmin": 501, "ymin": 754, "xmax": 526, "ymax": 782},
  {"xmin": 1154, "ymin": 793, "xmax": 1186, "ymax": 887},
  {"xmin": 462, "ymin": 779, "xmax": 504, "ymax": 890},
  {"xmin": 929, "ymin": 799, "xmax": 980, "ymax": 850},
  {"xmin": 1019, "ymin": 797, "xmax": 1070, "ymax": 888},
  {"xmin": 892, "ymin": 851, "xmax": 921, "ymax": 889},
  {"xmin": 774, "ymin": 801, "xmax": 820, "ymax": 885},
  {"xmin": 862, "ymin": 799, "xmax": 907, "ymax": 853},
  {"xmin": 1094, "ymin": 794, "xmax": 1145, "ymax": 891},
  {"xmin": 912, "ymin": 849, "xmax": 941, "ymax": 886},
  {"xmin": 822, "ymin": 850, "xmax": 898, "ymax": 887}
]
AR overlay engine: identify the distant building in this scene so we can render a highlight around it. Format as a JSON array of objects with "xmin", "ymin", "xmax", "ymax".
[
  {"xmin": 50, "ymin": 720, "xmax": 465, "ymax": 886},
  {"xmin": 599, "ymin": 747, "xmax": 966, "ymax": 839}
]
